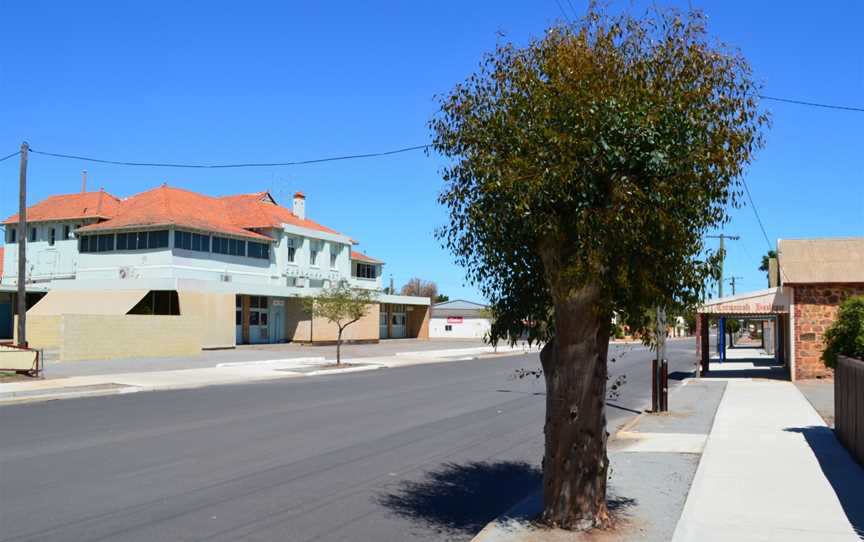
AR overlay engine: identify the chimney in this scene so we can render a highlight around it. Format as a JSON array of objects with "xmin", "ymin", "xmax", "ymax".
[
  {"xmin": 81, "ymin": 170, "xmax": 87, "ymax": 193},
  {"xmin": 293, "ymin": 191, "xmax": 306, "ymax": 220}
]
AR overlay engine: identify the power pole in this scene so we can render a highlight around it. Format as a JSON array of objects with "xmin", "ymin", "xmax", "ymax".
[
  {"xmin": 706, "ymin": 234, "xmax": 740, "ymax": 298},
  {"xmin": 16, "ymin": 142, "xmax": 29, "ymax": 347},
  {"xmin": 726, "ymin": 276, "xmax": 743, "ymax": 296}
]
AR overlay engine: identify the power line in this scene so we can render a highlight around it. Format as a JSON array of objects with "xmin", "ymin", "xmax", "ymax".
[
  {"xmin": 27, "ymin": 144, "xmax": 430, "ymax": 169},
  {"xmin": 553, "ymin": 0, "xmax": 572, "ymax": 22},
  {"xmin": 742, "ymin": 178, "xmax": 773, "ymax": 251},
  {"xmin": 760, "ymin": 95, "xmax": 864, "ymax": 113},
  {"xmin": 0, "ymin": 150, "xmax": 20, "ymax": 163}
]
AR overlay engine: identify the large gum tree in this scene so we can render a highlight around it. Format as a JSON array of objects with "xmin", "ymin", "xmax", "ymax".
[{"xmin": 430, "ymin": 6, "xmax": 767, "ymax": 530}]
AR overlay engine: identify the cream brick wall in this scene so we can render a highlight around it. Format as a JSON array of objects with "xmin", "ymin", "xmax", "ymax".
[
  {"xmin": 178, "ymin": 291, "xmax": 235, "ymax": 348},
  {"xmin": 285, "ymin": 299, "xmax": 380, "ymax": 342},
  {"xmin": 59, "ymin": 314, "xmax": 203, "ymax": 361},
  {"xmin": 13, "ymin": 315, "xmax": 61, "ymax": 349}
]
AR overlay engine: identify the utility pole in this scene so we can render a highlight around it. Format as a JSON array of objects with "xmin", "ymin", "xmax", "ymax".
[
  {"xmin": 706, "ymin": 234, "xmax": 740, "ymax": 298},
  {"xmin": 726, "ymin": 276, "xmax": 743, "ymax": 296},
  {"xmin": 17, "ymin": 142, "xmax": 29, "ymax": 347}
]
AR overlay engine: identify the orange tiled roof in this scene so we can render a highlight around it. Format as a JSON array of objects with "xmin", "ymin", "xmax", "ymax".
[
  {"xmin": 75, "ymin": 185, "xmax": 347, "ymax": 241},
  {"xmin": 219, "ymin": 192, "xmax": 343, "ymax": 236},
  {"xmin": 351, "ymin": 250, "xmax": 383, "ymax": 264},
  {"xmin": 3, "ymin": 190, "xmax": 122, "ymax": 225}
]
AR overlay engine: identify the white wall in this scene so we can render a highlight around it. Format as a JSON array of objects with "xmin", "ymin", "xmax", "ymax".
[
  {"xmin": 2, "ymin": 220, "xmax": 90, "ymax": 284},
  {"xmin": 429, "ymin": 316, "xmax": 491, "ymax": 339}
]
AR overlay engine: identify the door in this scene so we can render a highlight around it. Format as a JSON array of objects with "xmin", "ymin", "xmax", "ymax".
[
  {"xmin": 0, "ymin": 301, "xmax": 12, "ymax": 340},
  {"xmin": 390, "ymin": 305, "xmax": 407, "ymax": 339},
  {"xmin": 249, "ymin": 296, "xmax": 269, "ymax": 344},
  {"xmin": 235, "ymin": 296, "xmax": 243, "ymax": 345},
  {"xmin": 270, "ymin": 299, "xmax": 285, "ymax": 343}
]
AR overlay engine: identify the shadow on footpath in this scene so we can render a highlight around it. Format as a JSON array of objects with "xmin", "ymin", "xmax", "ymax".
[
  {"xmin": 785, "ymin": 426, "xmax": 864, "ymax": 539},
  {"xmin": 377, "ymin": 461, "xmax": 541, "ymax": 535}
]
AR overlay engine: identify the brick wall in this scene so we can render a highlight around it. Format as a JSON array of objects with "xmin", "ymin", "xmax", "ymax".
[{"xmin": 793, "ymin": 283, "xmax": 864, "ymax": 380}]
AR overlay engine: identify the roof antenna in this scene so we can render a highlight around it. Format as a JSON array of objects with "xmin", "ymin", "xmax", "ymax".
[{"xmin": 81, "ymin": 170, "xmax": 87, "ymax": 193}]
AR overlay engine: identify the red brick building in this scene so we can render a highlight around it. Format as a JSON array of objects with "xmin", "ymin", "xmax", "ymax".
[{"xmin": 697, "ymin": 237, "xmax": 864, "ymax": 381}]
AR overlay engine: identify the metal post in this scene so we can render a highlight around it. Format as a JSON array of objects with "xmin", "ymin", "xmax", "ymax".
[
  {"xmin": 660, "ymin": 358, "xmax": 669, "ymax": 412},
  {"xmin": 16, "ymin": 142, "xmax": 29, "ymax": 347},
  {"xmin": 651, "ymin": 358, "xmax": 659, "ymax": 412}
]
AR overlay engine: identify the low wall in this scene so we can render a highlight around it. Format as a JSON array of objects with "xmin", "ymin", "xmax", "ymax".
[
  {"xmin": 13, "ymin": 315, "xmax": 61, "ymax": 349},
  {"xmin": 178, "ymin": 291, "xmax": 235, "ymax": 349},
  {"xmin": 285, "ymin": 300, "xmax": 380, "ymax": 343},
  {"xmin": 836, "ymin": 355, "xmax": 864, "ymax": 467},
  {"xmin": 60, "ymin": 314, "xmax": 203, "ymax": 361}
]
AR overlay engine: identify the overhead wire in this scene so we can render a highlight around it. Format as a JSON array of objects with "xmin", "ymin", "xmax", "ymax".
[{"xmin": 26, "ymin": 144, "xmax": 431, "ymax": 169}]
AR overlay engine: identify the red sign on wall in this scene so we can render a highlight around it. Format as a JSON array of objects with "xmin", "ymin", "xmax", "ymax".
[{"xmin": 447, "ymin": 317, "xmax": 464, "ymax": 324}]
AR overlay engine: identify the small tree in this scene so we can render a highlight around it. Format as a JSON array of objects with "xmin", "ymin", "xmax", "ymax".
[
  {"xmin": 822, "ymin": 296, "xmax": 864, "ymax": 368},
  {"xmin": 303, "ymin": 281, "xmax": 375, "ymax": 365},
  {"xmin": 431, "ymin": 5, "xmax": 766, "ymax": 529},
  {"xmin": 759, "ymin": 250, "xmax": 777, "ymax": 282},
  {"xmin": 401, "ymin": 278, "xmax": 439, "ymax": 299}
]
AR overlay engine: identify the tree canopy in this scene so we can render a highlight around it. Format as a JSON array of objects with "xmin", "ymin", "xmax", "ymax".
[
  {"xmin": 400, "ymin": 278, "xmax": 439, "ymax": 300},
  {"xmin": 430, "ymin": 4, "xmax": 768, "ymax": 529},
  {"xmin": 303, "ymin": 281, "xmax": 375, "ymax": 365},
  {"xmin": 431, "ymin": 6, "xmax": 768, "ymax": 346}
]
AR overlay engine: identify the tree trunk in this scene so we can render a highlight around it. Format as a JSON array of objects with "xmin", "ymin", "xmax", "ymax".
[
  {"xmin": 540, "ymin": 283, "xmax": 612, "ymax": 530},
  {"xmin": 336, "ymin": 329, "xmax": 342, "ymax": 366}
]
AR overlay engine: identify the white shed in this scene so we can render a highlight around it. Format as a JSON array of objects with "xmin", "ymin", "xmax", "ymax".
[{"xmin": 429, "ymin": 299, "xmax": 491, "ymax": 339}]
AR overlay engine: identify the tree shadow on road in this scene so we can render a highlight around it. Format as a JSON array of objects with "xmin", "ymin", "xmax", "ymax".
[
  {"xmin": 785, "ymin": 426, "xmax": 864, "ymax": 539},
  {"xmin": 377, "ymin": 461, "xmax": 542, "ymax": 536}
]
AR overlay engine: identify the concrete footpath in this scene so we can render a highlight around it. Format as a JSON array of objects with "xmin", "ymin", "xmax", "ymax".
[
  {"xmin": 0, "ymin": 345, "xmax": 533, "ymax": 405},
  {"xmin": 672, "ymin": 379, "xmax": 864, "ymax": 541},
  {"xmin": 473, "ymin": 378, "xmax": 728, "ymax": 541}
]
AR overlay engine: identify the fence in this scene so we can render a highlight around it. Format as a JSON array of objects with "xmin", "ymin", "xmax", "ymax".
[{"xmin": 836, "ymin": 355, "xmax": 864, "ymax": 466}]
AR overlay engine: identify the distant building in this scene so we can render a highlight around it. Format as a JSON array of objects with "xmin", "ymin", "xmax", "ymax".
[
  {"xmin": 429, "ymin": 299, "xmax": 491, "ymax": 339},
  {"xmin": 697, "ymin": 237, "xmax": 864, "ymax": 380},
  {"xmin": 1, "ymin": 185, "xmax": 430, "ymax": 359}
]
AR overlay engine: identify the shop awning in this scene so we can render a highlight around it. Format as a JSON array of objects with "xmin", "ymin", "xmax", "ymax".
[
  {"xmin": 28, "ymin": 290, "xmax": 148, "ymax": 315},
  {"xmin": 698, "ymin": 287, "xmax": 790, "ymax": 315}
]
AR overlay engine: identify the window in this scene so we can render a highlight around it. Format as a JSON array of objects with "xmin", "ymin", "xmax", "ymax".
[
  {"xmin": 445, "ymin": 325, "xmax": 453, "ymax": 332},
  {"xmin": 63, "ymin": 225, "xmax": 70, "ymax": 240},
  {"xmin": 174, "ymin": 230, "xmax": 210, "ymax": 252},
  {"xmin": 8, "ymin": 227, "xmax": 15, "ymax": 243},
  {"xmin": 148, "ymin": 230, "xmax": 168, "ymax": 249},
  {"xmin": 355, "ymin": 262, "xmax": 376, "ymax": 279},
  {"xmin": 330, "ymin": 245, "xmax": 340, "ymax": 269},
  {"xmin": 127, "ymin": 291, "xmax": 180, "ymax": 315},
  {"xmin": 49, "ymin": 228, "xmax": 56, "ymax": 246},
  {"xmin": 213, "ymin": 236, "xmax": 246, "ymax": 256},
  {"xmin": 247, "ymin": 241, "xmax": 269, "ymax": 260},
  {"xmin": 310, "ymin": 245, "xmax": 319, "ymax": 266},
  {"xmin": 82, "ymin": 230, "xmax": 167, "ymax": 253},
  {"xmin": 286, "ymin": 237, "xmax": 297, "ymax": 263},
  {"xmin": 30, "ymin": 228, "xmax": 37, "ymax": 242}
]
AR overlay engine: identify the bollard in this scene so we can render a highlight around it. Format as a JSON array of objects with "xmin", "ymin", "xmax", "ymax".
[
  {"xmin": 652, "ymin": 358, "xmax": 659, "ymax": 412},
  {"xmin": 660, "ymin": 358, "xmax": 669, "ymax": 412}
]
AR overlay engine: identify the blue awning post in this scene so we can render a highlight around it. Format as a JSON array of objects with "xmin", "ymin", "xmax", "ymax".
[{"xmin": 719, "ymin": 317, "xmax": 726, "ymax": 363}]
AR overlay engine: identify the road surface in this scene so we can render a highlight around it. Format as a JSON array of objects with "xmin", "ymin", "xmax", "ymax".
[{"xmin": 0, "ymin": 340, "xmax": 697, "ymax": 542}]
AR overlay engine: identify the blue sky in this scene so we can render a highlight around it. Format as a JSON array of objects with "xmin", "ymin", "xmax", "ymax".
[{"xmin": 1, "ymin": 1, "xmax": 861, "ymax": 301}]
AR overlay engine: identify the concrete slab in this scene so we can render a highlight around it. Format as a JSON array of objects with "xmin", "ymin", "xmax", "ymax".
[
  {"xmin": 671, "ymin": 380, "xmax": 862, "ymax": 542},
  {"xmin": 613, "ymin": 432, "xmax": 707, "ymax": 454}
]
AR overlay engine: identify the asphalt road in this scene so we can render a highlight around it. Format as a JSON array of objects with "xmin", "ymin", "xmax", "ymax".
[{"xmin": 0, "ymin": 339, "xmax": 697, "ymax": 542}]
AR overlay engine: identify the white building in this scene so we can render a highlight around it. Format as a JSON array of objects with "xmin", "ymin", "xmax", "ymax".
[
  {"xmin": 1, "ymin": 185, "xmax": 430, "ymax": 359},
  {"xmin": 429, "ymin": 299, "xmax": 491, "ymax": 339}
]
